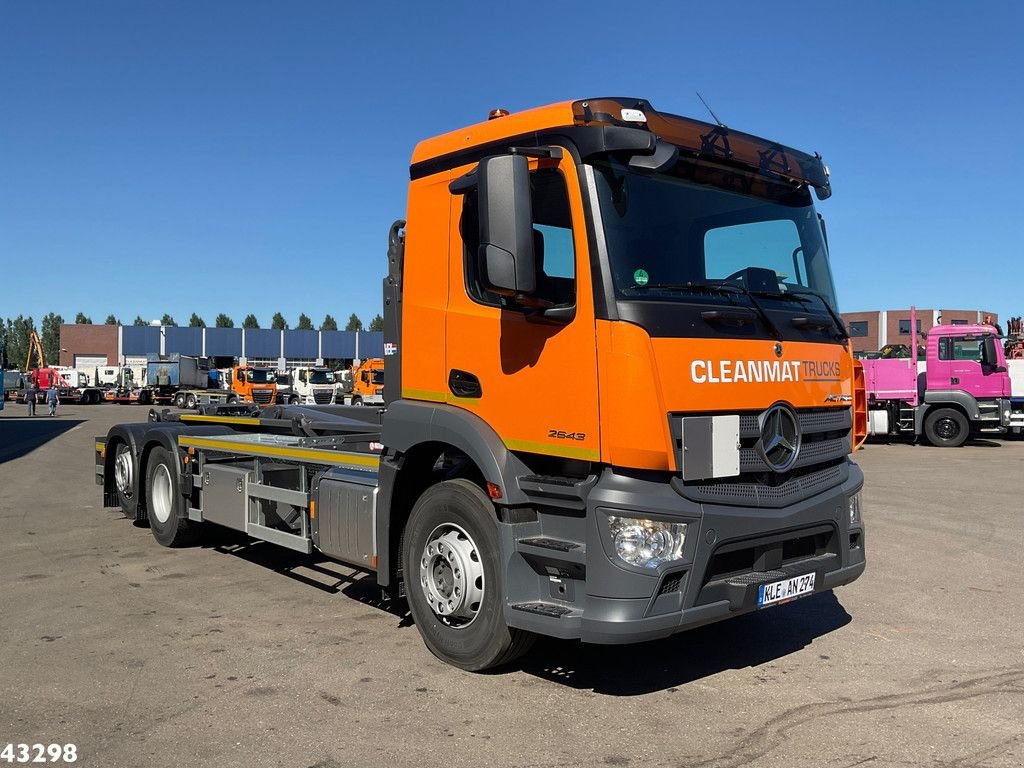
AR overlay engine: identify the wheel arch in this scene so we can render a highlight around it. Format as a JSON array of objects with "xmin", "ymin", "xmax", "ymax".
[
  {"xmin": 375, "ymin": 400, "xmax": 532, "ymax": 589},
  {"xmin": 916, "ymin": 397, "xmax": 974, "ymax": 436}
]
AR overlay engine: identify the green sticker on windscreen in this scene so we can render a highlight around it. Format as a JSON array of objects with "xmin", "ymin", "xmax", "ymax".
[{"xmin": 633, "ymin": 268, "xmax": 649, "ymax": 286}]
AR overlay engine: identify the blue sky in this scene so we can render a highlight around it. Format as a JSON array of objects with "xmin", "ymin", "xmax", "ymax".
[{"xmin": 2, "ymin": 1, "xmax": 1021, "ymax": 327}]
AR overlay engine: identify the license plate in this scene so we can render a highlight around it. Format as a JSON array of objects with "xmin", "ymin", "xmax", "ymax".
[{"xmin": 758, "ymin": 572, "xmax": 815, "ymax": 607}]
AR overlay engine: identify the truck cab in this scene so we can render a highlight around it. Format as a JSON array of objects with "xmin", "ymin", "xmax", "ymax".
[
  {"xmin": 285, "ymin": 366, "xmax": 336, "ymax": 405},
  {"xmin": 349, "ymin": 358, "xmax": 383, "ymax": 406},
  {"xmin": 229, "ymin": 365, "xmax": 277, "ymax": 405}
]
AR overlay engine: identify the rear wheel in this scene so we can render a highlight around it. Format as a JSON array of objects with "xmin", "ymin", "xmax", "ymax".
[
  {"xmin": 924, "ymin": 407, "xmax": 969, "ymax": 447},
  {"xmin": 402, "ymin": 479, "xmax": 534, "ymax": 671},
  {"xmin": 185, "ymin": 393, "xmax": 197, "ymax": 409},
  {"xmin": 113, "ymin": 442, "xmax": 136, "ymax": 516},
  {"xmin": 173, "ymin": 392, "xmax": 186, "ymax": 409},
  {"xmin": 145, "ymin": 447, "xmax": 199, "ymax": 547}
]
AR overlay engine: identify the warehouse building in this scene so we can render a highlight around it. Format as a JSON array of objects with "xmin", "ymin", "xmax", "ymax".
[
  {"xmin": 840, "ymin": 309, "xmax": 999, "ymax": 353},
  {"xmin": 58, "ymin": 324, "xmax": 384, "ymax": 370}
]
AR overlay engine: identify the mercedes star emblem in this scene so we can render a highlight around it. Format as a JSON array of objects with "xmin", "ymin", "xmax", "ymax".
[{"xmin": 758, "ymin": 403, "xmax": 801, "ymax": 472}]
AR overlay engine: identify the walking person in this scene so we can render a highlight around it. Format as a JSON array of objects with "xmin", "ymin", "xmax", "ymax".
[
  {"xmin": 25, "ymin": 381, "xmax": 37, "ymax": 416},
  {"xmin": 47, "ymin": 383, "xmax": 59, "ymax": 416}
]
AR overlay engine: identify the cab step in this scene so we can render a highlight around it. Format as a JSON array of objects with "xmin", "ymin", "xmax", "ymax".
[
  {"xmin": 510, "ymin": 601, "xmax": 576, "ymax": 618},
  {"xmin": 516, "ymin": 536, "xmax": 586, "ymax": 565}
]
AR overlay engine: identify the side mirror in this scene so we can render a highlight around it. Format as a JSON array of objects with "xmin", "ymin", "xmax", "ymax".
[
  {"xmin": 982, "ymin": 337, "xmax": 999, "ymax": 366},
  {"xmin": 477, "ymin": 154, "xmax": 536, "ymax": 297}
]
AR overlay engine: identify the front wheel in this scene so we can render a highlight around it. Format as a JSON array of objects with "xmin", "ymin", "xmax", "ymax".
[
  {"xmin": 402, "ymin": 479, "xmax": 534, "ymax": 671},
  {"xmin": 173, "ymin": 392, "xmax": 186, "ymax": 409},
  {"xmin": 145, "ymin": 447, "xmax": 199, "ymax": 547},
  {"xmin": 924, "ymin": 407, "xmax": 969, "ymax": 447},
  {"xmin": 350, "ymin": 396, "xmax": 363, "ymax": 406},
  {"xmin": 289, "ymin": 395, "xmax": 299, "ymax": 405}
]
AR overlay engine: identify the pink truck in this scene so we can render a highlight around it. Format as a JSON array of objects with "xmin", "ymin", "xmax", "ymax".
[{"xmin": 862, "ymin": 309, "xmax": 1024, "ymax": 446}]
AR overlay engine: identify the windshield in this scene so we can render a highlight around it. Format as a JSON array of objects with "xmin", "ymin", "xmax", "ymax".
[
  {"xmin": 309, "ymin": 370, "xmax": 331, "ymax": 384},
  {"xmin": 593, "ymin": 160, "xmax": 838, "ymax": 311},
  {"xmin": 247, "ymin": 369, "xmax": 274, "ymax": 384}
]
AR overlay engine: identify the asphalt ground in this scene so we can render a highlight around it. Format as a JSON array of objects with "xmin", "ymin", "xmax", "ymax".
[{"xmin": 1, "ymin": 404, "xmax": 1022, "ymax": 768}]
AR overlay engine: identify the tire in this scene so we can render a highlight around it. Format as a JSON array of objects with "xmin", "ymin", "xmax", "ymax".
[
  {"xmin": 145, "ymin": 446, "xmax": 199, "ymax": 547},
  {"xmin": 112, "ymin": 442, "xmax": 137, "ymax": 517},
  {"xmin": 924, "ymin": 407, "xmax": 969, "ymax": 447},
  {"xmin": 402, "ymin": 479, "xmax": 534, "ymax": 671},
  {"xmin": 227, "ymin": 395, "xmax": 237, "ymax": 404},
  {"xmin": 173, "ymin": 392, "xmax": 186, "ymax": 409},
  {"xmin": 185, "ymin": 393, "xmax": 197, "ymax": 409},
  {"xmin": 289, "ymin": 395, "xmax": 299, "ymax": 405},
  {"xmin": 351, "ymin": 396, "xmax": 363, "ymax": 406}
]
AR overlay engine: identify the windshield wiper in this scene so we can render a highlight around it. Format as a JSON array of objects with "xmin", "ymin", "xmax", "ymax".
[
  {"xmin": 756, "ymin": 288, "xmax": 849, "ymax": 340},
  {"xmin": 636, "ymin": 281, "xmax": 783, "ymax": 340}
]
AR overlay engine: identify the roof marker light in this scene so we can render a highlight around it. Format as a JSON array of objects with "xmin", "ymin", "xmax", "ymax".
[{"xmin": 488, "ymin": 108, "xmax": 510, "ymax": 120}]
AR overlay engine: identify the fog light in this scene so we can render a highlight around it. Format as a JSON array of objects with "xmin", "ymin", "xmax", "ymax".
[
  {"xmin": 848, "ymin": 492, "xmax": 862, "ymax": 526},
  {"xmin": 607, "ymin": 515, "xmax": 687, "ymax": 569}
]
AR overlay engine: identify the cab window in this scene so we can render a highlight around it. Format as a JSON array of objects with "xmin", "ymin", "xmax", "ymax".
[
  {"xmin": 939, "ymin": 337, "xmax": 983, "ymax": 361},
  {"xmin": 462, "ymin": 167, "xmax": 576, "ymax": 308}
]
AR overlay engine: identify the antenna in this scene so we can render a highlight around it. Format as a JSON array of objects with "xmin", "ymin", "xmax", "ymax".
[{"xmin": 696, "ymin": 91, "xmax": 726, "ymax": 128}]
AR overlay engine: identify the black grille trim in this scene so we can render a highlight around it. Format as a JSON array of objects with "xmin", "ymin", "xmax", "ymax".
[{"xmin": 672, "ymin": 461, "xmax": 849, "ymax": 508}]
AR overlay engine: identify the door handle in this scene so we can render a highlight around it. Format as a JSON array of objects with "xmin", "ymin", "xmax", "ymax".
[{"xmin": 449, "ymin": 370, "xmax": 482, "ymax": 399}]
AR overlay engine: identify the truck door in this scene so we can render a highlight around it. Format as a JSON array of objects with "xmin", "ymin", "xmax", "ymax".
[
  {"xmin": 935, "ymin": 336, "xmax": 992, "ymax": 398},
  {"xmin": 444, "ymin": 153, "xmax": 600, "ymax": 464}
]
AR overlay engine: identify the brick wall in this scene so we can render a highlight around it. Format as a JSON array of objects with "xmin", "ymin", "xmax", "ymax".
[
  {"xmin": 841, "ymin": 309, "xmax": 998, "ymax": 353},
  {"xmin": 58, "ymin": 324, "xmax": 118, "ymax": 367}
]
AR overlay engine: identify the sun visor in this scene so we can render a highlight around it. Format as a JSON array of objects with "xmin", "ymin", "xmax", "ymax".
[{"xmin": 573, "ymin": 98, "xmax": 832, "ymax": 199}]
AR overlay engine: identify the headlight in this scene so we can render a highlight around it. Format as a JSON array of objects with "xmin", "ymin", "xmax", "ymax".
[
  {"xmin": 607, "ymin": 515, "xmax": 687, "ymax": 569},
  {"xmin": 848, "ymin": 491, "xmax": 862, "ymax": 526}
]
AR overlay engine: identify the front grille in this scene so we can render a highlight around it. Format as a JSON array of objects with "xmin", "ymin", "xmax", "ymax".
[
  {"xmin": 670, "ymin": 406, "xmax": 853, "ymax": 508},
  {"xmin": 252, "ymin": 389, "xmax": 273, "ymax": 404},
  {"xmin": 313, "ymin": 390, "xmax": 333, "ymax": 404},
  {"xmin": 675, "ymin": 461, "xmax": 848, "ymax": 508}
]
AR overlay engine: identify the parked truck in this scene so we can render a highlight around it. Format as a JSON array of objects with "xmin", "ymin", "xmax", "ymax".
[
  {"xmin": 281, "ymin": 366, "xmax": 336, "ymax": 405},
  {"xmin": 94, "ymin": 97, "xmax": 866, "ymax": 671},
  {"xmin": 861, "ymin": 308, "xmax": 1024, "ymax": 446},
  {"xmin": 345, "ymin": 358, "xmax": 384, "ymax": 406},
  {"xmin": 27, "ymin": 367, "xmax": 105, "ymax": 404},
  {"xmin": 94, "ymin": 364, "xmax": 146, "ymax": 390},
  {"xmin": 140, "ymin": 356, "xmax": 277, "ymax": 409},
  {"xmin": 4, "ymin": 370, "xmax": 26, "ymax": 401}
]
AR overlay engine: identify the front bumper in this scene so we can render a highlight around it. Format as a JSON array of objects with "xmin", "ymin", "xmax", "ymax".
[{"xmin": 505, "ymin": 461, "xmax": 865, "ymax": 644}]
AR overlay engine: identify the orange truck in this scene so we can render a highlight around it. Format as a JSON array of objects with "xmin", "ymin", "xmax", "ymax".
[
  {"xmin": 108, "ymin": 357, "xmax": 277, "ymax": 408},
  {"xmin": 345, "ymin": 358, "xmax": 384, "ymax": 406},
  {"xmin": 95, "ymin": 97, "xmax": 866, "ymax": 671}
]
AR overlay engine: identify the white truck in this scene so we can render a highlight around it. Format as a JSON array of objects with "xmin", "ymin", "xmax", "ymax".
[
  {"xmin": 94, "ymin": 364, "xmax": 147, "ymax": 389},
  {"xmin": 282, "ymin": 366, "xmax": 336, "ymax": 405}
]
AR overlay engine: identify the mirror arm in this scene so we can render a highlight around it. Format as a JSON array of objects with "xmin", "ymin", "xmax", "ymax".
[
  {"xmin": 449, "ymin": 170, "xmax": 477, "ymax": 195},
  {"xmin": 510, "ymin": 146, "xmax": 563, "ymax": 159}
]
